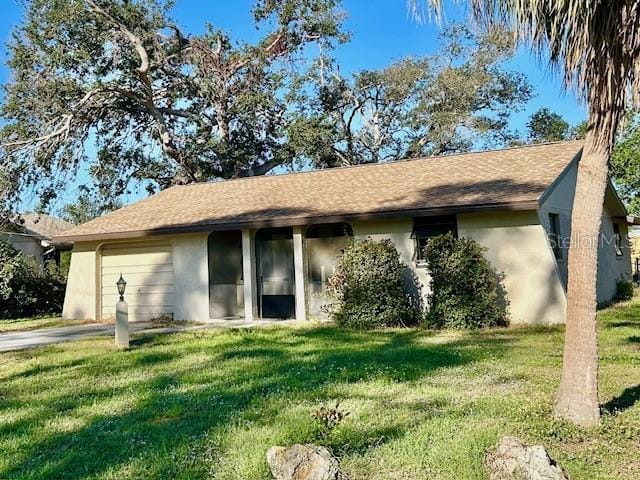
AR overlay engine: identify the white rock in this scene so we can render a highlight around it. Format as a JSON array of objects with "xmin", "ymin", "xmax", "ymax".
[
  {"xmin": 486, "ymin": 436, "xmax": 569, "ymax": 480},
  {"xmin": 266, "ymin": 444, "xmax": 342, "ymax": 480}
]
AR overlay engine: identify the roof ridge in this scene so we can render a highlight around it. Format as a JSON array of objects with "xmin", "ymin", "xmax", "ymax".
[
  {"xmin": 56, "ymin": 140, "xmax": 584, "ymax": 242},
  {"xmin": 171, "ymin": 139, "xmax": 584, "ymax": 190}
]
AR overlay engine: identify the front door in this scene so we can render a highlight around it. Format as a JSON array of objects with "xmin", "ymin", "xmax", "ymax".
[{"xmin": 256, "ymin": 227, "xmax": 295, "ymax": 319}]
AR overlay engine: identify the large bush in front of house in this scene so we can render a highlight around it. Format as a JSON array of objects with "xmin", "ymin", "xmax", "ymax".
[
  {"xmin": 0, "ymin": 240, "xmax": 66, "ymax": 319},
  {"xmin": 326, "ymin": 239, "xmax": 423, "ymax": 329},
  {"xmin": 424, "ymin": 233, "xmax": 508, "ymax": 329}
]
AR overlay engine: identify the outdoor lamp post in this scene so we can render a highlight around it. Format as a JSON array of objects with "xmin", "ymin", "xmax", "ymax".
[
  {"xmin": 116, "ymin": 274, "xmax": 126, "ymax": 301},
  {"xmin": 115, "ymin": 273, "xmax": 129, "ymax": 348}
]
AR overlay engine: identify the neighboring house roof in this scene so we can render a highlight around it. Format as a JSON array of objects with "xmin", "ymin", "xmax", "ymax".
[
  {"xmin": 57, "ymin": 141, "xmax": 584, "ymax": 243},
  {"xmin": 20, "ymin": 213, "xmax": 74, "ymax": 240}
]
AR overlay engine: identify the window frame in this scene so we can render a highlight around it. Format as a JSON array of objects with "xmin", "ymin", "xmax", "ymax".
[
  {"xmin": 548, "ymin": 212, "xmax": 563, "ymax": 260},
  {"xmin": 412, "ymin": 215, "xmax": 458, "ymax": 266},
  {"xmin": 613, "ymin": 222, "xmax": 624, "ymax": 257}
]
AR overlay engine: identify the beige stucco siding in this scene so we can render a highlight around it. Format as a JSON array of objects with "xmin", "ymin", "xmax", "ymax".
[
  {"xmin": 1, "ymin": 233, "xmax": 44, "ymax": 263},
  {"xmin": 172, "ymin": 233, "xmax": 209, "ymax": 321},
  {"xmin": 458, "ymin": 211, "xmax": 567, "ymax": 325},
  {"xmin": 63, "ymin": 233, "xmax": 209, "ymax": 322},
  {"xmin": 537, "ymin": 161, "xmax": 577, "ymax": 287},
  {"xmin": 597, "ymin": 213, "xmax": 632, "ymax": 303},
  {"xmin": 62, "ymin": 241, "xmax": 98, "ymax": 320},
  {"xmin": 538, "ymin": 160, "xmax": 632, "ymax": 304}
]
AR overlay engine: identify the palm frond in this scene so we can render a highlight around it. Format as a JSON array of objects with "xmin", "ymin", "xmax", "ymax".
[{"xmin": 413, "ymin": 0, "xmax": 640, "ymax": 149}]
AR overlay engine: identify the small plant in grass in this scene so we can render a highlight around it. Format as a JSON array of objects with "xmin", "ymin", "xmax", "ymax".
[
  {"xmin": 326, "ymin": 239, "xmax": 423, "ymax": 329},
  {"xmin": 424, "ymin": 233, "xmax": 508, "ymax": 329},
  {"xmin": 615, "ymin": 278, "xmax": 635, "ymax": 301},
  {"xmin": 312, "ymin": 401, "xmax": 350, "ymax": 442}
]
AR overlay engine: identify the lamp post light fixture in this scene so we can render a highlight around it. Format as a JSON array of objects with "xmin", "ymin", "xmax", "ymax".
[
  {"xmin": 116, "ymin": 274, "xmax": 127, "ymax": 301},
  {"xmin": 115, "ymin": 274, "xmax": 129, "ymax": 348}
]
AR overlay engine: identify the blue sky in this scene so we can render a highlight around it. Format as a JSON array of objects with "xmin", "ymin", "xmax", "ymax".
[{"xmin": 0, "ymin": 0, "xmax": 587, "ymax": 210}]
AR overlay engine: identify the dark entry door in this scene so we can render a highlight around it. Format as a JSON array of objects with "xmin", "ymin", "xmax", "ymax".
[{"xmin": 256, "ymin": 228, "xmax": 295, "ymax": 319}]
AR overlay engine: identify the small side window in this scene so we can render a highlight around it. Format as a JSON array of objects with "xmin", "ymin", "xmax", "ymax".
[
  {"xmin": 412, "ymin": 215, "xmax": 457, "ymax": 265},
  {"xmin": 613, "ymin": 223, "xmax": 624, "ymax": 257},
  {"xmin": 548, "ymin": 213, "xmax": 563, "ymax": 260}
]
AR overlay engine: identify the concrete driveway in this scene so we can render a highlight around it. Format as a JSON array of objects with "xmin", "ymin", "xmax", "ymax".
[
  {"xmin": 0, "ymin": 322, "xmax": 207, "ymax": 353},
  {"xmin": 0, "ymin": 318, "xmax": 301, "ymax": 353}
]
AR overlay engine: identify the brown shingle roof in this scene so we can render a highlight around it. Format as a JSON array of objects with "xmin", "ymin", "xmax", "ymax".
[
  {"xmin": 17, "ymin": 213, "xmax": 74, "ymax": 240},
  {"xmin": 56, "ymin": 141, "xmax": 583, "ymax": 242}
]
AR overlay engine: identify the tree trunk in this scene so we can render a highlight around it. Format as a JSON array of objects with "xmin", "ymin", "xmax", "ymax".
[{"xmin": 554, "ymin": 128, "xmax": 609, "ymax": 427}]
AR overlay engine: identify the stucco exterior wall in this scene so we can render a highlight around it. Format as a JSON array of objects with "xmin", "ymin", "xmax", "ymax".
[
  {"xmin": 538, "ymin": 162, "xmax": 577, "ymax": 287},
  {"xmin": 62, "ymin": 241, "xmax": 98, "ymax": 320},
  {"xmin": 1, "ymin": 233, "xmax": 44, "ymax": 263},
  {"xmin": 596, "ymin": 213, "xmax": 632, "ymax": 303},
  {"xmin": 63, "ymin": 233, "xmax": 209, "ymax": 322},
  {"xmin": 171, "ymin": 233, "xmax": 209, "ymax": 321},
  {"xmin": 538, "ymin": 160, "xmax": 633, "ymax": 304},
  {"xmin": 458, "ymin": 211, "xmax": 567, "ymax": 325},
  {"xmin": 62, "ymin": 203, "xmax": 628, "ymax": 324}
]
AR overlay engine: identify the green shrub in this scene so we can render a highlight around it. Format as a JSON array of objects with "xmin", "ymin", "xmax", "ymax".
[
  {"xmin": 0, "ymin": 240, "xmax": 66, "ymax": 319},
  {"xmin": 424, "ymin": 233, "xmax": 508, "ymax": 329},
  {"xmin": 615, "ymin": 278, "xmax": 635, "ymax": 301},
  {"xmin": 326, "ymin": 239, "xmax": 423, "ymax": 329}
]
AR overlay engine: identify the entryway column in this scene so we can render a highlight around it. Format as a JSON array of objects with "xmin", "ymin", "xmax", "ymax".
[
  {"xmin": 242, "ymin": 229, "xmax": 257, "ymax": 321},
  {"xmin": 293, "ymin": 225, "xmax": 307, "ymax": 321}
]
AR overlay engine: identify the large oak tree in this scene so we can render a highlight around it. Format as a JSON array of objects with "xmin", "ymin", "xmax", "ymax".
[
  {"xmin": 289, "ymin": 24, "xmax": 531, "ymax": 167},
  {"xmin": 0, "ymin": 0, "xmax": 346, "ymax": 210}
]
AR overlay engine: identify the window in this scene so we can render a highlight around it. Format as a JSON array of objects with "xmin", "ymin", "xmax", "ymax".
[
  {"xmin": 548, "ymin": 213, "xmax": 563, "ymax": 260},
  {"xmin": 412, "ymin": 215, "xmax": 457, "ymax": 264},
  {"xmin": 613, "ymin": 223, "xmax": 624, "ymax": 257}
]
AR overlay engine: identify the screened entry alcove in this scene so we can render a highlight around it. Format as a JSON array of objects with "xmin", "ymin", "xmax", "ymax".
[
  {"xmin": 256, "ymin": 227, "xmax": 296, "ymax": 319},
  {"xmin": 305, "ymin": 223, "xmax": 353, "ymax": 318},
  {"xmin": 208, "ymin": 230, "xmax": 244, "ymax": 319}
]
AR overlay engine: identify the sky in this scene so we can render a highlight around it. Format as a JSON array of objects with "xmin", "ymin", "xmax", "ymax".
[{"xmin": 0, "ymin": 0, "xmax": 587, "ymax": 211}]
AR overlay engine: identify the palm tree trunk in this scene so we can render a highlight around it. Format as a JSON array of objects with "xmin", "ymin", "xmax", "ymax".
[{"xmin": 554, "ymin": 128, "xmax": 609, "ymax": 427}]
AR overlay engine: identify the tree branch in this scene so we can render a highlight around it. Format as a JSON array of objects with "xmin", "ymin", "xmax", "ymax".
[
  {"xmin": 85, "ymin": 0, "xmax": 150, "ymax": 77},
  {"xmin": 237, "ymin": 158, "xmax": 283, "ymax": 177},
  {"xmin": 2, "ymin": 88, "xmax": 101, "ymax": 148}
]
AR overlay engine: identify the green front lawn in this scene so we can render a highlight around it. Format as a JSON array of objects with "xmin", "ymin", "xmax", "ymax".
[{"xmin": 0, "ymin": 301, "xmax": 638, "ymax": 479}]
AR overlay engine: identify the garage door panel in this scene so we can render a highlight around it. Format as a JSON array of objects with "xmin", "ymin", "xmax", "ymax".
[
  {"xmin": 101, "ymin": 264, "xmax": 173, "ymax": 275},
  {"xmin": 101, "ymin": 243, "xmax": 174, "ymax": 322},
  {"xmin": 102, "ymin": 252, "xmax": 172, "ymax": 267},
  {"xmin": 102, "ymin": 244, "xmax": 172, "ymax": 254},
  {"xmin": 102, "ymin": 272, "xmax": 174, "ymax": 287},
  {"xmin": 102, "ymin": 293, "xmax": 175, "ymax": 307},
  {"xmin": 102, "ymin": 284, "xmax": 175, "ymax": 295}
]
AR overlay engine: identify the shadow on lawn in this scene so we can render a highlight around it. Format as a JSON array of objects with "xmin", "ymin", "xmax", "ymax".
[
  {"xmin": 1, "ymin": 327, "xmax": 514, "ymax": 479},
  {"xmin": 602, "ymin": 384, "xmax": 640, "ymax": 415}
]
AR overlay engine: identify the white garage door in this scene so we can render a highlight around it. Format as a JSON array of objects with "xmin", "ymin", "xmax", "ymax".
[{"xmin": 101, "ymin": 243, "xmax": 175, "ymax": 322}]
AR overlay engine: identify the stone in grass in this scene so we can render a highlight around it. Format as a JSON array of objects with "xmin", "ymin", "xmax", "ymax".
[
  {"xmin": 266, "ymin": 444, "xmax": 343, "ymax": 480},
  {"xmin": 486, "ymin": 436, "xmax": 569, "ymax": 480}
]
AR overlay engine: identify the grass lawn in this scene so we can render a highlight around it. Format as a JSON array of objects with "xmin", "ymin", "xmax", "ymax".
[
  {"xmin": 0, "ymin": 301, "xmax": 638, "ymax": 479},
  {"xmin": 0, "ymin": 317, "xmax": 98, "ymax": 334}
]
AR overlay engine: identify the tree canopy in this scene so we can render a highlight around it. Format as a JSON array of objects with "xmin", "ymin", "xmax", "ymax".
[
  {"xmin": 290, "ymin": 24, "xmax": 531, "ymax": 167},
  {"xmin": 2, "ymin": 1, "xmax": 531, "ymax": 217},
  {"xmin": 0, "ymin": 0, "xmax": 347, "ymax": 211},
  {"xmin": 526, "ymin": 108, "xmax": 571, "ymax": 143},
  {"xmin": 610, "ymin": 113, "xmax": 640, "ymax": 215}
]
